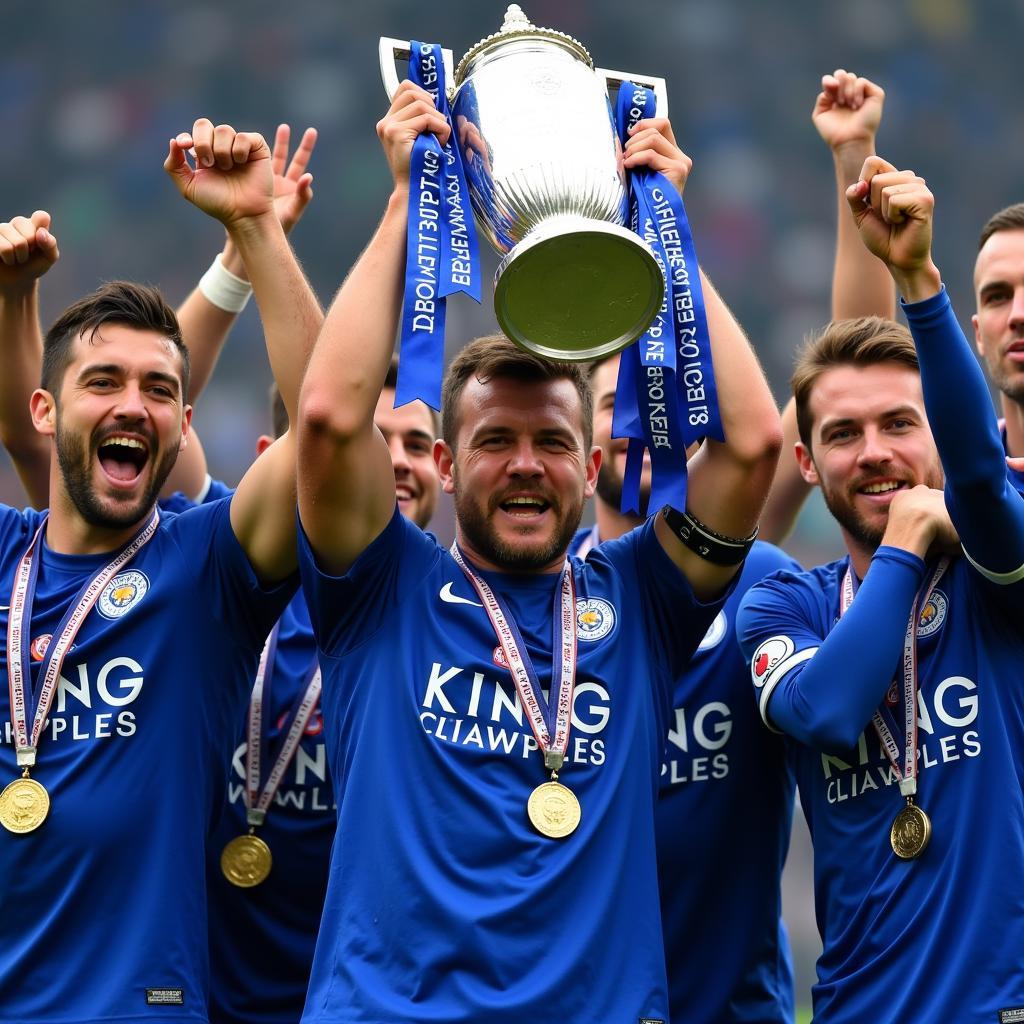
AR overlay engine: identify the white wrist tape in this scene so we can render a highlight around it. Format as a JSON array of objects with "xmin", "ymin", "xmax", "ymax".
[{"xmin": 198, "ymin": 253, "xmax": 253, "ymax": 313}]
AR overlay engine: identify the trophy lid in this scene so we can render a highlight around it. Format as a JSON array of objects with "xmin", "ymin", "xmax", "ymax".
[{"xmin": 455, "ymin": 5, "xmax": 593, "ymax": 84}]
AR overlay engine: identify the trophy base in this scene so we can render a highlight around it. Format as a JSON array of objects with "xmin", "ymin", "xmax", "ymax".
[{"xmin": 494, "ymin": 217, "xmax": 664, "ymax": 362}]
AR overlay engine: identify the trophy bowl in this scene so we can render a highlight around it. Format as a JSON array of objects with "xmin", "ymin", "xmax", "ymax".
[{"xmin": 380, "ymin": 5, "xmax": 669, "ymax": 362}]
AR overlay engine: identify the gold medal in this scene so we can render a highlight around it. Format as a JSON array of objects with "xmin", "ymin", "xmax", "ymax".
[
  {"xmin": 0, "ymin": 776, "xmax": 50, "ymax": 834},
  {"xmin": 527, "ymin": 780, "xmax": 581, "ymax": 839},
  {"xmin": 221, "ymin": 832, "xmax": 273, "ymax": 887},
  {"xmin": 890, "ymin": 801, "xmax": 932, "ymax": 859}
]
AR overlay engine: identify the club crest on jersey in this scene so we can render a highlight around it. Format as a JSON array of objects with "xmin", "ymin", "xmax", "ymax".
[
  {"xmin": 576, "ymin": 598, "xmax": 615, "ymax": 642},
  {"xmin": 751, "ymin": 635, "xmax": 794, "ymax": 688},
  {"xmin": 30, "ymin": 634, "xmax": 53, "ymax": 661},
  {"xmin": 916, "ymin": 589, "xmax": 947, "ymax": 638},
  {"xmin": 492, "ymin": 645, "xmax": 509, "ymax": 670},
  {"xmin": 98, "ymin": 570, "xmax": 149, "ymax": 620},
  {"xmin": 697, "ymin": 610, "xmax": 727, "ymax": 652}
]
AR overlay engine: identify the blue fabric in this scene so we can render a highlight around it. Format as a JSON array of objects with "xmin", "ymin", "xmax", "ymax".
[
  {"xmin": 903, "ymin": 287, "xmax": 1024, "ymax": 580},
  {"xmin": 741, "ymin": 547, "xmax": 926, "ymax": 750},
  {"xmin": 738, "ymin": 553, "xmax": 1024, "ymax": 1022},
  {"xmin": 207, "ymin": 592, "xmax": 333, "ymax": 1024},
  {"xmin": 571, "ymin": 529, "xmax": 798, "ymax": 1023},
  {"xmin": 397, "ymin": 41, "xmax": 481, "ymax": 411},
  {"xmin": 612, "ymin": 82, "xmax": 723, "ymax": 515},
  {"xmin": 298, "ymin": 510, "xmax": 727, "ymax": 1023},
  {"xmin": 163, "ymin": 480, "xmax": 334, "ymax": 1024},
  {"xmin": 0, "ymin": 499, "xmax": 295, "ymax": 1023}
]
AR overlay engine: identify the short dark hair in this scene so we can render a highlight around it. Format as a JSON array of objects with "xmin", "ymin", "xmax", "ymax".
[
  {"xmin": 42, "ymin": 281, "xmax": 189, "ymax": 400},
  {"xmin": 979, "ymin": 203, "xmax": 1024, "ymax": 251},
  {"xmin": 384, "ymin": 355, "xmax": 440, "ymax": 435},
  {"xmin": 440, "ymin": 334, "xmax": 593, "ymax": 450},
  {"xmin": 268, "ymin": 382, "xmax": 288, "ymax": 440},
  {"xmin": 792, "ymin": 317, "xmax": 919, "ymax": 447}
]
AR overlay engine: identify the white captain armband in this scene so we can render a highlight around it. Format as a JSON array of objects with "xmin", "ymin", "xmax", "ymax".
[{"xmin": 961, "ymin": 543, "xmax": 1024, "ymax": 585}]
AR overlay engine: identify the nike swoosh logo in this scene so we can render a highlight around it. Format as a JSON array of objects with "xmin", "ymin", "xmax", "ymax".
[
  {"xmin": 439, "ymin": 582, "xmax": 482, "ymax": 607},
  {"xmin": 0, "ymin": 606, "xmax": 9, "ymax": 612}
]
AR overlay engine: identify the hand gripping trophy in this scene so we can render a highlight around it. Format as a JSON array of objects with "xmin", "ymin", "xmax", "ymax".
[{"xmin": 380, "ymin": 4, "xmax": 669, "ymax": 361}]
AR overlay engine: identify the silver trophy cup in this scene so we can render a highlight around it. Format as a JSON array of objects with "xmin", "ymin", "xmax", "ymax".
[{"xmin": 380, "ymin": 4, "xmax": 669, "ymax": 361}]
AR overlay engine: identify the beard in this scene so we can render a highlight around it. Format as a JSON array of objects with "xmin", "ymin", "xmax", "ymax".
[
  {"xmin": 56, "ymin": 418, "xmax": 177, "ymax": 531},
  {"xmin": 453, "ymin": 471, "xmax": 585, "ymax": 571},
  {"xmin": 595, "ymin": 454, "xmax": 650, "ymax": 517},
  {"xmin": 818, "ymin": 458, "xmax": 946, "ymax": 552}
]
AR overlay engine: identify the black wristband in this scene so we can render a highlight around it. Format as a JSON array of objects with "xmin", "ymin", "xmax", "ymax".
[{"xmin": 661, "ymin": 505, "xmax": 757, "ymax": 567}]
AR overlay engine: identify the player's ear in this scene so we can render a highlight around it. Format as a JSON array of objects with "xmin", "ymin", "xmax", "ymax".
[
  {"xmin": 795, "ymin": 441, "xmax": 819, "ymax": 486},
  {"xmin": 971, "ymin": 312, "xmax": 985, "ymax": 357},
  {"xmin": 434, "ymin": 439, "xmax": 455, "ymax": 495},
  {"xmin": 30, "ymin": 389, "xmax": 57, "ymax": 436}
]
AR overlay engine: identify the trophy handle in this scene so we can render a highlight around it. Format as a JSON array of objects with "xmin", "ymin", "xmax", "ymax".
[
  {"xmin": 598, "ymin": 68, "xmax": 669, "ymax": 118},
  {"xmin": 378, "ymin": 37, "xmax": 457, "ymax": 102}
]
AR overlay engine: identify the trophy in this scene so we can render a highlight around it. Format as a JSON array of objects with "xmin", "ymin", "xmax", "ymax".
[{"xmin": 380, "ymin": 5, "xmax": 669, "ymax": 361}]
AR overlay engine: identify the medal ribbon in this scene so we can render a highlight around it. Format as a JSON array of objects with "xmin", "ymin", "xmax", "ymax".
[
  {"xmin": 244, "ymin": 631, "xmax": 322, "ymax": 827},
  {"xmin": 612, "ymin": 82, "xmax": 724, "ymax": 515},
  {"xmin": 840, "ymin": 557, "xmax": 949, "ymax": 796},
  {"xmin": 6, "ymin": 510, "xmax": 160, "ymax": 769},
  {"xmin": 397, "ymin": 40, "xmax": 482, "ymax": 411},
  {"xmin": 450, "ymin": 544, "xmax": 577, "ymax": 771}
]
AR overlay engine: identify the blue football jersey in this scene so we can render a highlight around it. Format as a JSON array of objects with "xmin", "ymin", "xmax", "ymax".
[
  {"xmin": 572, "ymin": 528, "xmax": 798, "ymax": 1023},
  {"xmin": 165, "ymin": 480, "xmax": 334, "ymax": 1024},
  {"xmin": 0, "ymin": 499, "xmax": 294, "ymax": 1024},
  {"xmin": 206, "ymin": 591, "xmax": 333, "ymax": 1024},
  {"xmin": 738, "ymin": 555, "xmax": 1024, "ymax": 1023},
  {"xmin": 1002, "ymin": 427, "xmax": 1024, "ymax": 495},
  {"xmin": 298, "ymin": 509, "xmax": 727, "ymax": 1023}
]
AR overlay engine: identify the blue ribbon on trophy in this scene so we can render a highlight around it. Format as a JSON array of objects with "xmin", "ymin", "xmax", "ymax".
[
  {"xmin": 397, "ymin": 40, "xmax": 482, "ymax": 410},
  {"xmin": 612, "ymin": 82, "xmax": 723, "ymax": 515}
]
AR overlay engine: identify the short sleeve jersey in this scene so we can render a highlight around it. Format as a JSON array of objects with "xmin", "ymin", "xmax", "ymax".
[
  {"xmin": 162, "ymin": 480, "xmax": 335, "ymax": 1024},
  {"xmin": 0, "ymin": 500, "xmax": 294, "ymax": 1024},
  {"xmin": 298, "ymin": 510, "xmax": 726, "ymax": 1024},
  {"xmin": 572, "ymin": 529, "xmax": 798, "ymax": 1023},
  {"xmin": 738, "ymin": 556, "xmax": 1024, "ymax": 1023}
]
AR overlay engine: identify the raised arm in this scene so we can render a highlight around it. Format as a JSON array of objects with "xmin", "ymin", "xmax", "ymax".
[
  {"xmin": 176, "ymin": 124, "xmax": 317, "ymax": 404},
  {"xmin": 163, "ymin": 124, "xmax": 317, "ymax": 501},
  {"xmin": 815, "ymin": 70, "xmax": 895, "ymax": 321},
  {"xmin": 761, "ymin": 71, "xmax": 895, "ymax": 544},
  {"xmin": 297, "ymin": 82, "xmax": 449, "ymax": 574},
  {"xmin": 0, "ymin": 211, "xmax": 59, "ymax": 507},
  {"xmin": 848, "ymin": 156, "xmax": 1024, "ymax": 582},
  {"xmin": 620, "ymin": 118, "xmax": 782, "ymax": 598},
  {"xmin": 164, "ymin": 119, "xmax": 322, "ymax": 582}
]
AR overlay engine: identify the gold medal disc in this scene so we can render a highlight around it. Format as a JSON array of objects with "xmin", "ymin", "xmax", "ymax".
[
  {"xmin": 221, "ymin": 833, "xmax": 273, "ymax": 887},
  {"xmin": 890, "ymin": 803, "xmax": 932, "ymax": 859},
  {"xmin": 527, "ymin": 781, "xmax": 581, "ymax": 839},
  {"xmin": 0, "ymin": 776, "xmax": 50, "ymax": 834}
]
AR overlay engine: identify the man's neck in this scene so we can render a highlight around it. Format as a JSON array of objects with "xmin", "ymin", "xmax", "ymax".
[
  {"xmin": 1001, "ymin": 392, "xmax": 1024, "ymax": 458},
  {"xmin": 44, "ymin": 496, "xmax": 154, "ymax": 557},
  {"xmin": 594, "ymin": 497, "xmax": 644, "ymax": 543}
]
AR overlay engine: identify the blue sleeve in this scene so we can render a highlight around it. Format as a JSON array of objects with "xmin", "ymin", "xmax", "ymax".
[
  {"xmin": 592, "ymin": 519, "xmax": 735, "ymax": 681},
  {"xmin": 903, "ymin": 288, "xmax": 1024, "ymax": 589},
  {"xmin": 297, "ymin": 506, "xmax": 441, "ymax": 656},
  {"xmin": 737, "ymin": 547, "xmax": 926, "ymax": 751},
  {"xmin": 166, "ymin": 497, "xmax": 297, "ymax": 652}
]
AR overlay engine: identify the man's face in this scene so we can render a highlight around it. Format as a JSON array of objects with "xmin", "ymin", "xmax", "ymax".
[
  {"xmin": 39, "ymin": 325, "xmax": 190, "ymax": 531},
  {"xmin": 973, "ymin": 227, "xmax": 1024, "ymax": 404},
  {"xmin": 437, "ymin": 375, "xmax": 599, "ymax": 572},
  {"xmin": 375, "ymin": 388, "xmax": 439, "ymax": 530},
  {"xmin": 797, "ymin": 362, "xmax": 943, "ymax": 551},
  {"xmin": 591, "ymin": 354, "xmax": 650, "ymax": 514}
]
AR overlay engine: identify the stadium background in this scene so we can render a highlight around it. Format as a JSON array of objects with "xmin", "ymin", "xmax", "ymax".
[{"xmin": 3, "ymin": 1, "xmax": 1021, "ymax": 1018}]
